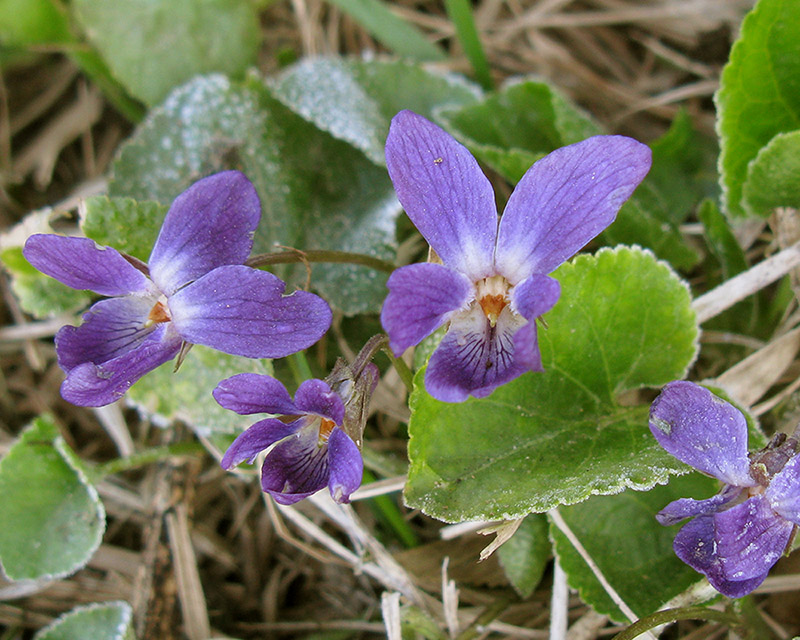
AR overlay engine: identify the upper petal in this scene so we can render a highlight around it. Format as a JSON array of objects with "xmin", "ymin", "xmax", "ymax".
[
  {"xmin": 714, "ymin": 494, "xmax": 793, "ymax": 582},
  {"xmin": 649, "ymin": 381, "xmax": 755, "ymax": 487},
  {"xmin": 425, "ymin": 304, "xmax": 529, "ymax": 402},
  {"xmin": 327, "ymin": 428, "xmax": 363, "ymax": 503},
  {"xmin": 220, "ymin": 417, "xmax": 303, "ymax": 469},
  {"xmin": 495, "ymin": 135, "xmax": 651, "ymax": 283},
  {"xmin": 294, "ymin": 379, "xmax": 345, "ymax": 425},
  {"xmin": 766, "ymin": 454, "xmax": 800, "ymax": 525},
  {"xmin": 148, "ymin": 171, "xmax": 261, "ymax": 295},
  {"xmin": 23, "ymin": 234, "xmax": 153, "ymax": 296},
  {"xmin": 55, "ymin": 296, "xmax": 157, "ymax": 371},
  {"xmin": 168, "ymin": 265, "xmax": 332, "ymax": 358},
  {"xmin": 213, "ymin": 373, "xmax": 299, "ymax": 416},
  {"xmin": 385, "ymin": 110, "xmax": 497, "ymax": 281},
  {"xmin": 673, "ymin": 514, "xmax": 767, "ymax": 598},
  {"xmin": 60, "ymin": 323, "xmax": 182, "ymax": 406},
  {"xmin": 381, "ymin": 262, "xmax": 473, "ymax": 356}
]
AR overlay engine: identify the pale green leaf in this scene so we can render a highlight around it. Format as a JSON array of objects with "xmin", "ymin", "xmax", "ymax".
[
  {"xmin": 73, "ymin": 0, "xmax": 261, "ymax": 107},
  {"xmin": 717, "ymin": 0, "xmax": 800, "ymax": 217},
  {"xmin": 127, "ymin": 345, "xmax": 273, "ymax": 436},
  {"xmin": 34, "ymin": 601, "xmax": 134, "ymax": 640},
  {"xmin": 270, "ymin": 58, "xmax": 481, "ymax": 165},
  {"xmin": 0, "ymin": 416, "xmax": 105, "ymax": 580},
  {"xmin": 742, "ymin": 131, "xmax": 800, "ymax": 217},
  {"xmin": 80, "ymin": 196, "xmax": 168, "ymax": 262}
]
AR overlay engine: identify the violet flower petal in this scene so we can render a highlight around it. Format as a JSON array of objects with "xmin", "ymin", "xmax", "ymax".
[
  {"xmin": 426, "ymin": 305, "xmax": 528, "ymax": 402},
  {"xmin": 510, "ymin": 321, "xmax": 544, "ymax": 373},
  {"xmin": 213, "ymin": 373, "xmax": 299, "ymax": 416},
  {"xmin": 385, "ymin": 110, "xmax": 497, "ymax": 281},
  {"xmin": 294, "ymin": 379, "xmax": 345, "ymax": 425},
  {"xmin": 327, "ymin": 427, "xmax": 363, "ymax": 503},
  {"xmin": 220, "ymin": 417, "xmax": 303, "ymax": 469},
  {"xmin": 495, "ymin": 136, "xmax": 652, "ymax": 283},
  {"xmin": 168, "ymin": 265, "xmax": 332, "ymax": 358},
  {"xmin": 381, "ymin": 263, "xmax": 473, "ymax": 355},
  {"xmin": 261, "ymin": 423, "xmax": 329, "ymax": 505},
  {"xmin": 60, "ymin": 323, "xmax": 182, "ymax": 406},
  {"xmin": 23, "ymin": 234, "xmax": 153, "ymax": 296},
  {"xmin": 648, "ymin": 381, "xmax": 755, "ymax": 487},
  {"xmin": 656, "ymin": 484, "xmax": 743, "ymax": 526},
  {"xmin": 673, "ymin": 514, "xmax": 767, "ymax": 598},
  {"xmin": 55, "ymin": 296, "xmax": 156, "ymax": 371},
  {"xmin": 714, "ymin": 495, "xmax": 794, "ymax": 582},
  {"xmin": 149, "ymin": 171, "xmax": 261, "ymax": 295},
  {"xmin": 766, "ymin": 454, "xmax": 800, "ymax": 525},
  {"xmin": 510, "ymin": 273, "xmax": 561, "ymax": 320}
]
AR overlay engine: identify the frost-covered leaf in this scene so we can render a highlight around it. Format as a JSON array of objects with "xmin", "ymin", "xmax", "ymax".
[
  {"xmin": 110, "ymin": 73, "xmax": 401, "ymax": 315},
  {"xmin": 80, "ymin": 196, "xmax": 167, "ymax": 262},
  {"xmin": 127, "ymin": 345, "xmax": 272, "ymax": 436},
  {"xmin": 0, "ymin": 416, "xmax": 105, "ymax": 581},
  {"xmin": 437, "ymin": 78, "xmax": 601, "ymax": 183},
  {"xmin": 496, "ymin": 515, "xmax": 550, "ymax": 598},
  {"xmin": 551, "ymin": 474, "xmax": 718, "ymax": 622},
  {"xmin": 717, "ymin": 0, "xmax": 800, "ymax": 217},
  {"xmin": 73, "ymin": 0, "xmax": 260, "ymax": 107},
  {"xmin": 270, "ymin": 58, "xmax": 481, "ymax": 165},
  {"xmin": 34, "ymin": 601, "xmax": 133, "ymax": 640},
  {"xmin": 404, "ymin": 247, "xmax": 699, "ymax": 522},
  {"xmin": 743, "ymin": 131, "xmax": 800, "ymax": 217}
]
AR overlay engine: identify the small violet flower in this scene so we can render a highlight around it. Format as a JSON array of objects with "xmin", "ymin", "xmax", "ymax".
[
  {"xmin": 23, "ymin": 171, "xmax": 332, "ymax": 407},
  {"xmin": 650, "ymin": 381, "xmax": 800, "ymax": 598},
  {"xmin": 380, "ymin": 110, "xmax": 652, "ymax": 402},
  {"xmin": 216, "ymin": 357, "xmax": 378, "ymax": 505}
]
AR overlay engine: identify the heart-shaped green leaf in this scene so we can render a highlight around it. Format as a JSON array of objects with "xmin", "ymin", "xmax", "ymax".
[{"xmin": 404, "ymin": 246, "xmax": 699, "ymax": 522}]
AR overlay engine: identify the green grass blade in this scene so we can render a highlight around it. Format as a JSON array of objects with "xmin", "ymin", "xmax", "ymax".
[
  {"xmin": 325, "ymin": 0, "xmax": 446, "ymax": 61},
  {"xmin": 444, "ymin": 0, "xmax": 493, "ymax": 90}
]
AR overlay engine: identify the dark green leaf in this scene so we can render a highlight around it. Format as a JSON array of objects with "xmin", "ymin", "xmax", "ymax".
[
  {"xmin": 551, "ymin": 474, "xmax": 719, "ymax": 622},
  {"xmin": 110, "ymin": 74, "xmax": 401, "ymax": 314},
  {"xmin": 497, "ymin": 515, "xmax": 550, "ymax": 597}
]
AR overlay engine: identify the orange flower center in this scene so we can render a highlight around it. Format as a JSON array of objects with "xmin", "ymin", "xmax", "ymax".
[
  {"xmin": 146, "ymin": 300, "xmax": 171, "ymax": 326},
  {"xmin": 475, "ymin": 275, "xmax": 510, "ymax": 327},
  {"xmin": 318, "ymin": 417, "xmax": 336, "ymax": 444}
]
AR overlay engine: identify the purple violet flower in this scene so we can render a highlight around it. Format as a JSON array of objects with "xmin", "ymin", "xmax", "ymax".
[
  {"xmin": 380, "ymin": 110, "xmax": 652, "ymax": 402},
  {"xmin": 216, "ymin": 359, "xmax": 378, "ymax": 505},
  {"xmin": 650, "ymin": 381, "xmax": 800, "ymax": 598},
  {"xmin": 23, "ymin": 171, "xmax": 332, "ymax": 407}
]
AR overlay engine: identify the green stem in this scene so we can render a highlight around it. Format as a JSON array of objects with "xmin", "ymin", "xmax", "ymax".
[
  {"xmin": 246, "ymin": 249, "xmax": 396, "ymax": 273},
  {"xmin": 362, "ymin": 469, "xmax": 419, "ymax": 548},
  {"xmin": 92, "ymin": 441, "xmax": 205, "ymax": 479},
  {"xmin": 611, "ymin": 607, "xmax": 740, "ymax": 640},
  {"xmin": 288, "ymin": 351, "xmax": 314, "ymax": 387},
  {"xmin": 381, "ymin": 345, "xmax": 414, "ymax": 393}
]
